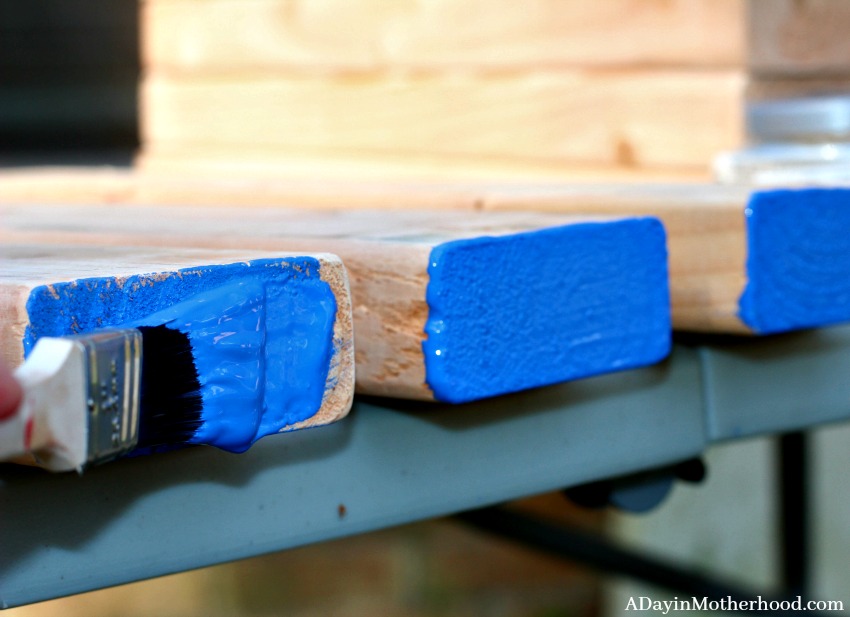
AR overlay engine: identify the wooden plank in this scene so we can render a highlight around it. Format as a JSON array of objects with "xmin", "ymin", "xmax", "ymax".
[
  {"xmin": 142, "ymin": 0, "xmax": 744, "ymax": 73},
  {"xmin": 135, "ymin": 149, "xmax": 712, "ymax": 184},
  {"xmin": 6, "ymin": 170, "xmax": 850, "ymax": 336},
  {"xmin": 0, "ymin": 245, "xmax": 355, "ymax": 433},
  {"xmin": 0, "ymin": 166, "xmax": 705, "ymax": 210},
  {"xmin": 0, "ymin": 205, "xmax": 672, "ymax": 403},
  {"xmin": 0, "ymin": 167, "xmax": 138, "ymax": 204},
  {"xmin": 484, "ymin": 185, "xmax": 749, "ymax": 333},
  {"xmin": 481, "ymin": 184, "xmax": 850, "ymax": 335},
  {"xmin": 140, "ymin": 70, "xmax": 744, "ymax": 171},
  {"xmin": 748, "ymin": 0, "xmax": 850, "ymax": 77}
]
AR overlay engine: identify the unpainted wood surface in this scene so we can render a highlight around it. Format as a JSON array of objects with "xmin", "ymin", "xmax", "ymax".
[
  {"xmin": 0, "ymin": 165, "xmax": 709, "ymax": 205},
  {"xmin": 143, "ymin": 0, "xmax": 744, "ymax": 73},
  {"xmin": 1, "ymin": 205, "xmax": 610, "ymax": 399},
  {"xmin": 0, "ymin": 173, "xmax": 754, "ymax": 334},
  {"xmin": 478, "ymin": 184, "xmax": 752, "ymax": 333},
  {"xmin": 140, "ymin": 69, "xmax": 744, "ymax": 172},
  {"xmin": 0, "ymin": 245, "xmax": 355, "ymax": 427},
  {"xmin": 134, "ymin": 149, "xmax": 714, "ymax": 185}
]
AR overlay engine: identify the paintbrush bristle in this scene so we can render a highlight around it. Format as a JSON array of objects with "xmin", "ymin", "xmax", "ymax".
[{"xmin": 137, "ymin": 325, "xmax": 204, "ymax": 449}]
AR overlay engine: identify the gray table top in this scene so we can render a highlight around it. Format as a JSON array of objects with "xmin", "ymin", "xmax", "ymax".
[{"xmin": 3, "ymin": 325, "xmax": 850, "ymax": 608}]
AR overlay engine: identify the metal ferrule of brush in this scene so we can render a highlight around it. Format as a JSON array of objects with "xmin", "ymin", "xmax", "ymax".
[{"xmin": 76, "ymin": 329, "xmax": 143, "ymax": 466}]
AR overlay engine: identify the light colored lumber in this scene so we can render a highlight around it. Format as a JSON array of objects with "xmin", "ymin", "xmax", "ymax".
[
  {"xmin": 6, "ymin": 168, "xmax": 850, "ymax": 335},
  {"xmin": 748, "ymin": 0, "xmax": 850, "ymax": 77},
  {"xmin": 134, "ymin": 149, "xmax": 713, "ymax": 185},
  {"xmin": 3, "ymin": 177, "xmax": 845, "ymax": 337},
  {"xmin": 140, "ymin": 69, "xmax": 744, "ymax": 171},
  {"xmin": 0, "ymin": 245, "xmax": 355, "ymax": 430},
  {"xmin": 142, "ymin": 0, "xmax": 744, "ymax": 73},
  {"xmin": 0, "ymin": 205, "xmax": 672, "ymax": 403},
  {"xmin": 480, "ymin": 183, "xmax": 850, "ymax": 335},
  {"xmin": 483, "ymin": 184, "xmax": 751, "ymax": 333},
  {"xmin": 0, "ymin": 166, "xmax": 708, "ymax": 207},
  {"xmin": 0, "ymin": 167, "xmax": 138, "ymax": 204}
]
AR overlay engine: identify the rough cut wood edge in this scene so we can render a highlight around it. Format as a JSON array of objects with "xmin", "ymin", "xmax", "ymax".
[
  {"xmin": 139, "ymin": 69, "xmax": 745, "ymax": 170},
  {"xmin": 142, "ymin": 0, "xmax": 744, "ymax": 73},
  {"xmin": 0, "ymin": 245, "xmax": 355, "ymax": 428},
  {"xmin": 748, "ymin": 0, "xmax": 850, "ymax": 77},
  {"xmin": 292, "ymin": 253, "xmax": 355, "ymax": 428}
]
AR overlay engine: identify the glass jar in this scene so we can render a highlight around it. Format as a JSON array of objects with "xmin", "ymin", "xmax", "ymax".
[{"xmin": 714, "ymin": 94, "xmax": 850, "ymax": 185}]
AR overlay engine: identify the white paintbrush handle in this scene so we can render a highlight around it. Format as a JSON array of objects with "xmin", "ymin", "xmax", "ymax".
[{"xmin": 0, "ymin": 338, "xmax": 88, "ymax": 472}]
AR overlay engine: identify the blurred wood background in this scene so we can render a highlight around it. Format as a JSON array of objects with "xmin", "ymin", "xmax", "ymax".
[{"xmin": 137, "ymin": 0, "xmax": 745, "ymax": 181}]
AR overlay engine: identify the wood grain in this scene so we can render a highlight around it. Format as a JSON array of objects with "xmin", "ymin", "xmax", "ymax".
[
  {"xmin": 479, "ymin": 184, "xmax": 752, "ymax": 333},
  {"xmin": 7, "ymin": 175, "xmax": 844, "ymax": 336},
  {"xmin": 139, "ymin": 0, "xmax": 746, "ymax": 179},
  {"xmin": 142, "ymin": 0, "xmax": 744, "ymax": 73},
  {"xmin": 140, "ymin": 69, "xmax": 744, "ymax": 171},
  {"xmin": 0, "ymin": 169, "xmax": 748, "ymax": 334},
  {"xmin": 0, "ymin": 166, "xmax": 707, "ymax": 207},
  {"xmin": 0, "ymin": 205, "xmax": 671, "ymax": 401},
  {"xmin": 481, "ymin": 184, "xmax": 850, "ymax": 335},
  {"xmin": 0, "ymin": 245, "xmax": 355, "ymax": 428},
  {"xmin": 134, "ymin": 148, "xmax": 713, "ymax": 185},
  {"xmin": 13, "ymin": 168, "xmax": 846, "ymax": 337}
]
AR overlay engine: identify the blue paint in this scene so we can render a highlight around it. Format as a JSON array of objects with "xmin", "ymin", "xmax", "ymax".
[
  {"xmin": 24, "ymin": 258, "xmax": 337, "ymax": 452},
  {"xmin": 422, "ymin": 218, "xmax": 671, "ymax": 403},
  {"xmin": 739, "ymin": 188, "xmax": 850, "ymax": 334}
]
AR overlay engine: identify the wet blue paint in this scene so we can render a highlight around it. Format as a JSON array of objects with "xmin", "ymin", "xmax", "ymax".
[
  {"xmin": 739, "ymin": 188, "xmax": 850, "ymax": 334},
  {"xmin": 422, "ymin": 218, "xmax": 671, "ymax": 403},
  {"xmin": 24, "ymin": 258, "xmax": 337, "ymax": 452}
]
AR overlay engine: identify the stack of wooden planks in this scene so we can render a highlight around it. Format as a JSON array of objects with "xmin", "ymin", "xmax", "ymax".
[
  {"xmin": 138, "ymin": 0, "xmax": 850, "ymax": 182},
  {"xmin": 137, "ymin": 0, "xmax": 746, "ymax": 181},
  {"xmin": 4, "ymin": 179, "xmax": 850, "ymax": 340},
  {"xmin": 1, "ymin": 206, "xmax": 673, "ymax": 404}
]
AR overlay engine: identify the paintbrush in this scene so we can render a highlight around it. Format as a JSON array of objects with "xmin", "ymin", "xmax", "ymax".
[
  {"xmin": 0, "ymin": 263, "xmax": 350, "ymax": 472},
  {"xmin": 0, "ymin": 250, "xmax": 356, "ymax": 473},
  {"xmin": 0, "ymin": 325, "xmax": 206, "ymax": 472}
]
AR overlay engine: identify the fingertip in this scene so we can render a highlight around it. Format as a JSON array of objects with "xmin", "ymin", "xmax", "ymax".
[{"xmin": 0, "ymin": 363, "xmax": 23, "ymax": 420}]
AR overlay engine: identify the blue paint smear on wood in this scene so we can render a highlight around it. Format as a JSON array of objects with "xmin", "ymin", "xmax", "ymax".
[
  {"xmin": 23, "ymin": 258, "xmax": 337, "ymax": 451},
  {"xmin": 422, "ymin": 218, "xmax": 672, "ymax": 404},
  {"xmin": 739, "ymin": 188, "xmax": 850, "ymax": 334}
]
